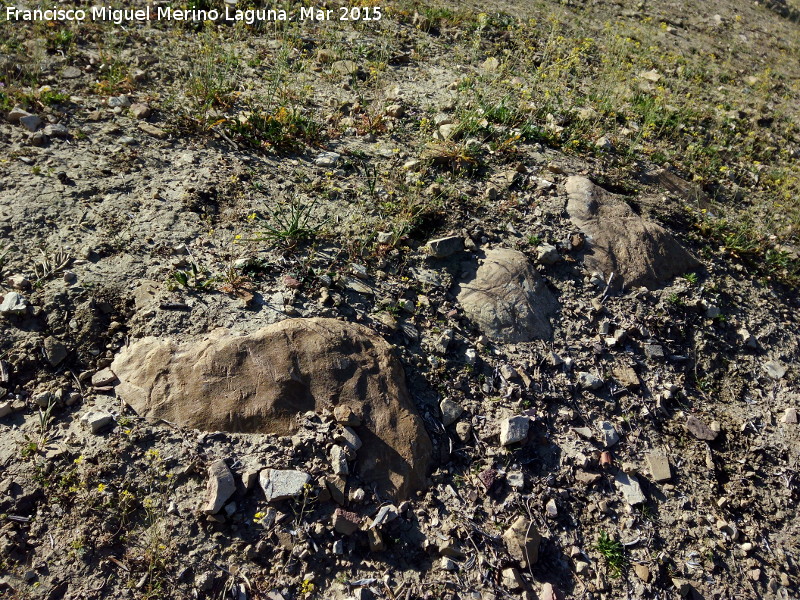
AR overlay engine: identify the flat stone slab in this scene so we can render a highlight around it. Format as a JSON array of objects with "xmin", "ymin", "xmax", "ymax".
[
  {"xmin": 615, "ymin": 471, "xmax": 646, "ymax": 505},
  {"xmin": 646, "ymin": 452, "xmax": 672, "ymax": 482},
  {"xmin": 456, "ymin": 248, "xmax": 558, "ymax": 343},
  {"xmin": 259, "ymin": 469, "xmax": 311, "ymax": 502}
]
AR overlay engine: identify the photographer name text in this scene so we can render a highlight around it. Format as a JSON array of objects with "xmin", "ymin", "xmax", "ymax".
[{"xmin": 5, "ymin": 5, "xmax": 382, "ymax": 25}]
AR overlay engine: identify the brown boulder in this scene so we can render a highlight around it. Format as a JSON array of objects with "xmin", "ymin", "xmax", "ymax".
[
  {"xmin": 456, "ymin": 248, "xmax": 558, "ymax": 343},
  {"xmin": 566, "ymin": 176, "xmax": 700, "ymax": 290},
  {"xmin": 110, "ymin": 318, "xmax": 431, "ymax": 500}
]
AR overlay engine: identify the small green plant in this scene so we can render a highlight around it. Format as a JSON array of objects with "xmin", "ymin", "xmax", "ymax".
[
  {"xmin": 682, "ymin": 272, "xmax": 699, "ymax": 285},
  {"xmin": 169, "ymin": 261, "xmax": 212, "ymax": 290},
  {"xmin": 527, "ymin": 234, "xmax": 541, "ymax": 246},
  {"xmin": 596, "ymin": 530, "xmax": 627, "ymax": 578},
  {"xmin": 252, "ymin": 198, "xmax": 325, "ymax": 249}
]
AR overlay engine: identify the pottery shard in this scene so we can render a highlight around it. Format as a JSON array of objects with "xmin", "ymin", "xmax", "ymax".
[
  {"xmin": 110, "ymin": 318, "xmax": 432, "ymax": 500},
  {"xmin": 565, "ymin": 176, "xmax": 700, "ymax": 290},
  {"xmin": 456, "ymin": 248, "xmax": 558, "ymax": 342}
]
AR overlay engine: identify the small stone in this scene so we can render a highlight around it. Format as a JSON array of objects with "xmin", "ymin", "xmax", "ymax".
[
  {"xmin": 91, "ymin": 367, "xmax": 118, "ymax": 387},
  {"xmin": 107, "ymin": 95, "xmax": 131, "ymax": 108},
  {"xmin": 763, "ymin": 360, "xmax": 787, "ymax": 380},
  {"xmin": 367, "ymin": 528, "xmax": 384, "ymax": 552},
  {"xmin": 440, "ymin": 399, "xmax": 464, "ymax": 426},
  {"xmin": 438, "ymin": 538, "xmax": 466, "ymax": 558},
  {"xmin": 440, "ymin": 556, "xmax": 457, "ymax": 571},
  {"xmin": 43, "ymin": 337, "xmax": 68, "ymax": 367},
  {"xmin": 61, "ymin": 66, "xmax": 82, "ymax": 79},
  {"xmin": 643, "ymin": 344, "xmax": 665, "ymax": 360},
  {"xmin": 455, "ymin": 421, "xmax": 471, "ymax": 442},
  {"xmin": 781, "ymin": 408, "xmax": 798, "ymax": 424},
  {"xmin": 634, "ymin": 564, "xmax": 651, "ymax": 582},
  {"xmin": 502, "ymin": 567, "xmax": 524, "ymax": 590},
  {"xmin": 6, "ymin": 274, "xmax": 30, "ymax": 290},
  {"xmin": 333, "ymin": 540, "xmax": 344, "ymax": 554},
  {"xmin": 539, "ymin": 582, "xmax": 560, "ymax": 600},
  {"xmin": 19, "ymin": 114, "xmax": 43, "ymax": 132},
  {"xmin": 44, "ymin": 124, "xmax": 68, "ymax": 138},
  {"xmin": 331, "ymin": 445, "xmax": 349, "ymax": 475},
  {"xmin": 686, "ymin": 415, "xmax": 718, "ymax": 441},
  {"xmin": 615, "ymin": 471, "xmax": 646, "ymax": 505},
  {"xmin": 333, "ymin": 405, "xmax": 361, "ymax": 426},
  {"xmin": 0, "ymin": 402, "xmax": 13, "ymax": 418},
  {"xmin": 503, "ymin": 516, "xmax": 541, "ymax": 567},
  {"xmin": 500, "ymin": 416, "xmax": 530, "ymax": 446},
  {"xmin": 597, "ymin": 421, "xmax": 619, "ymax": 447},
  {"xmin": 536, "ymin": 244, "xmax": 560, "ymax": 265},
  {"xmin": 672, "ymin": 578, "xmax": 691, "ymax": 597},
  {"xmin": 0, "ymin": 292, "xmax": 28, "ymax": 316},
  {"xmin": 332, "ymin": 508, "xmax": 362, "ymax": 535},
  {"xmin": 130, "ymin": 103, "xmax": 151, "ymax": 119},
  {"xmin": 385, "ymin": 104, "xmax": 404, "ymax": 118},
  {"xmin": 202, "ymin": 460, "xmax": 236, "ymax": 515},
  {"xmin": 139, "ymin": 123, "xmax": 167, "ymax": 138},
  {"xmin": 545, "ymin": 498, "xmax": 558, "ymax": 518},
  {"xmin": 314, "ymin": 151, "xmax": 340, "ymax": 167},
  {"xmin": 82, "ymin": 411, "xmax": 114, "ymax": 434},
  {"xmin": 577, "ymin": 372, "xmax": 603, "ymax": 390},
  {"xmin": 646, "ymin": 452, "xmax": 672, "ymax": 482},
  {"xmin": 8, "ymin": 106, "xmax": 31, "ymax": 123},
  {"xmin": 335, "ymin": 426, "xmax": 362, "ymax": 452},
  {"xmin": 325, "ymin": 475, "xmax": 346, "ymax": 505},
  {"xmin": 478, "ymin": 467, "xmax": 498, "ymax": 490},
  {"xmin": 259, "ymin": 469, "xmax": 311, "ymax": 502},
  {"xmin": 426, "ymin": 236, "xmax": 464, "ymax": 258}
]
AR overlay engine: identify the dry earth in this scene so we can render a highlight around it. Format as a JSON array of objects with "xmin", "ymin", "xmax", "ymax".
[{"xmin": 0, "ymin": 1, "xmax": 799, "ymax": 599}]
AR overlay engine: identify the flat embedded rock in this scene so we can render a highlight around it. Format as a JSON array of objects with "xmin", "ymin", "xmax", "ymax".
[
  {"xmin": 686, "ymin": 415, "xmax": 718, "ymax": 441},
  {"xmin": 259, "ymin": 469, "xmax": 311, "ymax": 502},
  {"xmin": 566, "ymin": 176, "xmax": 700, "ymax": 290},
  {"xmin": 615, "ymin": 471, "xmax": 646, "ymax": 505},
  {"xmin": 110, "ymin": 317, "xmax": 431, "ymax": 500},
  {"xmin": 456, "ymin": 248, "xmax": 558, "ymax": 343}
]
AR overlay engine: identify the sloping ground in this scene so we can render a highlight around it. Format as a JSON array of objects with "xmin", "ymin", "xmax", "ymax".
[{"xmin": 0, "ymin": 1, "xmax": 798, "ymax": 599}]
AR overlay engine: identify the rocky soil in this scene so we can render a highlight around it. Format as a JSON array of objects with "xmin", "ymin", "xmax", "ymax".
[{"xmin": 0, "ymin": 1, "xmax": 799, "ymax": 599}]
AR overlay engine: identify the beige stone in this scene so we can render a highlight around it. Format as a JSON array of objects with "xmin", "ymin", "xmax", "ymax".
[{"xmin": 111, "ymin": 318, "xmax": 431, "ymax": 500}]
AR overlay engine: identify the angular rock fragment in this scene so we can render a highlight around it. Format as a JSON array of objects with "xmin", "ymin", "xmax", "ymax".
[
  {"xmin": 333, "ymin": 508, "xmax": 362, "ymax": 535},
  {"xmin": 565, "ymin": 176, "xmax": 700, "ymax": 290},
  {"xmin": 597, "ymin": 421, "xmax": 619, "ymax": 447},
  {"xmin": 111, "ymin": 318, "xmax": 431, "ymax": 500},
  {"xmin": 426, "ymin": 236, "xmax": 464, "ymax": 258},
  {"xmin": 646, "ymin": 452, "xmax": 672, "ymax": 482},
  {"xmin": 457, "ymin": 248, "xmax": 558, "ymax": 343},
  {"xmin": 440, "ymin": 398, "xmax": 464, "ymax": 426},
  {"xmin": 615, "ymin": 471, "xmax": 646, "ymax": 505},
  {"xmin": 203, "ymin": 460, "xmax": 236, "ymax": 515},
  {"xmin": 259, "ymin": 469, "xmax": 311, "ymax": 502},
  {"xmin": 686, "ymin": 415, "xmax": 718, "ymax": 441},
  {"xmin": 503, "ymin": 515, "xmax": 541, "ymax": 567},
  {"xmin": 500, "ymin": 416, "xmax": 529, "ymax": 446}
]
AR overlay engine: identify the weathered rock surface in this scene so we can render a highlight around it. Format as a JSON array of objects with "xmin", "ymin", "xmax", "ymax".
[
  {"xmin": 456, "ymin": 248, "xmax": 558, "ymax": 342},
  {"xmin": 203, "ymin": 460, "xmax": 236, "ymax": 514},
  {"xmin": 259, "ymin": 469, "xmax": 311, "ymax": 502},
  {"xmin": 503, "ymin": 516, "xmax": 541, "ymax": 567},
  {"xmin": 110, "ymin": 318, "xmax": 431, "ymax": 500},
  {"xmin": 566, "ymin": 176, "xmax": 700, "ymax": 289}
]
